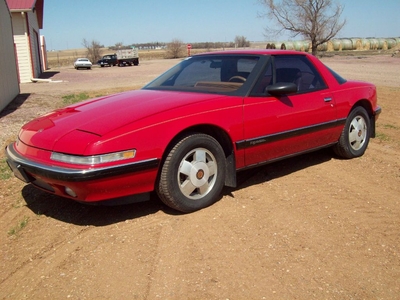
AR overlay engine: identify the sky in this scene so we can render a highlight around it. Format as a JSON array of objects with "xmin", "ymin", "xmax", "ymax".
[{"xmin": 40, "ymin": 0, "xmax": 400, "ymax": 51}]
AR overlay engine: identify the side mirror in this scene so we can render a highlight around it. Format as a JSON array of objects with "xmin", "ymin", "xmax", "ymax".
[{"xmin": 266, "ymin": 82, "xmax": 297, "ymax": 96}]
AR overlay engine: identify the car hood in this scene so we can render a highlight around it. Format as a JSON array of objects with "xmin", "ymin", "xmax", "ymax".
[{"xmin": 19, "ymin": 90, "xmax": 226, "ymax": 152}]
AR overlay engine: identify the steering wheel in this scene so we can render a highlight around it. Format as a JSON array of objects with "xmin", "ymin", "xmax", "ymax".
[{"xmin": 228, "ymin": 76, "xmax": 246, "ymax": 83}]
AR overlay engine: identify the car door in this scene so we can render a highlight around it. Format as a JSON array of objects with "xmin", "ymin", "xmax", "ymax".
[{"xmin": 241, "ymin": 54, "xmax": 338, "ymax": 167}]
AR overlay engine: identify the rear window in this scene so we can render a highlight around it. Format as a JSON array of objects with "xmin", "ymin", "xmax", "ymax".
[{"xmin": 326, "ymin": 66, "xmax": 347, "ymax": 84}]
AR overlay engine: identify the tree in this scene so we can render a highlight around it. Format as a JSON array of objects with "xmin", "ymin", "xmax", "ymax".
[
  {"xmin": 259, "ymin": 0, "xmax": 346, "ymax": 55},
  {"xmin": 82, "ymin": 39, "xmax": 103, "ymax": 63},
  {"xmin": 166, "ymin": 39, "xmax": 184, "ymax": 59},
  {"xmin": 234, "ymin": 36, "xmax": 250, "ymax": 48},
  {"xmin": 114, "ymin": 42, "xmax": 123, "ymax": 49}
]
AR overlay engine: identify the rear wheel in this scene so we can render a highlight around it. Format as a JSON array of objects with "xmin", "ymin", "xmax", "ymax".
[
  {"xmin": 334, "ymin": 106, "xmax": 370, "ymax": 158},
  {"xmin": 157, "ymin": 134, "xmax": 226, "ymax": 213}
]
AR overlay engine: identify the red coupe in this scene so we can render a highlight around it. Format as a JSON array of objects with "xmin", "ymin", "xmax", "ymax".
[{"xmin": 6, "ymin": 50, "xmax": 381, "ymax": 212}]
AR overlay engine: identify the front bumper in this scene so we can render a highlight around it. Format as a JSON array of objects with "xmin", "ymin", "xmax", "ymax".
[{"xmin": 5, "ymin": 143, "xmax": 159, "ymax": 202}]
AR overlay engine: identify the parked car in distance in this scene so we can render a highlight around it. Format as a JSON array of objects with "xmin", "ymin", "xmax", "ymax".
[
  {"xmin": 74, "ymin": 58, "xmax": 92, "ymax": 70},
  {"xmin": 6, "ymin": 50, "xmax": 381, "ymax": 213}
]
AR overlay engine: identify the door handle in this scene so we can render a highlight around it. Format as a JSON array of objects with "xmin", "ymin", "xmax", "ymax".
[{"xmin": 324, "ymin": 97, "xmax": 332, "ymax": 102}]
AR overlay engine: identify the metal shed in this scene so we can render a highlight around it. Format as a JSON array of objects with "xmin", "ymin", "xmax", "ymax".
[
  {"xmin": 6, "ymin": 0, "xmax": 45, "ymax": 83},
  {"xmin": 0, "ymin": 0, "xmax": 20, "ymax": 112}
]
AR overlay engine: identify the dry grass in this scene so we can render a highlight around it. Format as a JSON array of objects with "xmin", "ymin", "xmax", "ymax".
[
  {"xmin": 45, "ymin": 47, "xmax": 243, "ymax": 68},
  {"xmin": 46, "ymin": 48, "xmax": 178, "ymax": 68},
  {"xmin": 46, "ymin": 43, "xmax": 400, "ymax": 69}
]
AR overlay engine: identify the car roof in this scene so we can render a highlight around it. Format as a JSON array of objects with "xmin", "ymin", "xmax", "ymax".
[{"xmin": 195, "ymin": 49, "xmax": 310, "ymax": 57}]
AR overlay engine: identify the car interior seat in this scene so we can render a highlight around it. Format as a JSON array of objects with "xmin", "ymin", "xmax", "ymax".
[{"xmin": 276, "ymin": 68, "xmax": 302, "ymax": 91}]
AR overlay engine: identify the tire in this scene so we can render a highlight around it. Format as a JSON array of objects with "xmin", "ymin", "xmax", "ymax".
[
  {"xmin": 333, "ymin": 106, "xmax": 370, "ymax": 158},
  {"xmin": 157, "ymin": 133, "xmax": 226, "ymax": 213}
]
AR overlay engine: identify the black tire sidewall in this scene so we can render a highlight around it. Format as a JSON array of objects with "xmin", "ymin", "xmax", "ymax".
[
  {"xmin": 342, "ymin": 106, "xmax": 371, "ymax": 157},
  {"xmin": 160, "ymin": 134, "xmax": 226, "ymax": 212}
]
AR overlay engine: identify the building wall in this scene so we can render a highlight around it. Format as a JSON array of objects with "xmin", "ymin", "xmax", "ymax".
[
  {"xmin": 11, "ymin": 12, "xmax": 31, "ymax": 83},
  {"xmin": 28, "ymin": 10, "xmax": 42, "ymax": 78},
  {"xmin": 11, "ymin": 9, "xmax": 42, "ymax": 83},
  {"xmin": 0, "ymin": 0, "xmax": 20, "ymax": 112}
]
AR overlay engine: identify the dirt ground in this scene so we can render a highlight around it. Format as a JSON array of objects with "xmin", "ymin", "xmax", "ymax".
[{"xmin": 1, "ymin": 54, "xmax": 399, "ymax": 300}]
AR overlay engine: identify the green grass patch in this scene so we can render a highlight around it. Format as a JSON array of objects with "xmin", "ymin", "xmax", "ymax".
[
  {"xmin": 375, "ymin": 132, "xmax": 391, "ymax": 142},
  {"xmin": 8, "ymin": 216, "xmax": 29, "ymax": 236},
  {"xmin": 60, "ymin": 88, "xmax": 138, "ymax": 107},
  {"xmin": 62, "ymin": 92, "xmax": 90, "ymax": 105},
  {"xmin": 383, "ymin": 124, "xmax": 399, "ymax": 130},
  {"xmin": 0, "ymin": 159, "xmax": 12, "ymax": 180}
]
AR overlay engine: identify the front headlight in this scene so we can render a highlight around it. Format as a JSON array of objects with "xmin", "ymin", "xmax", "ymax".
[{"xmin": 51, "ymin": 149, "xmax": 136, "ymax": 165}]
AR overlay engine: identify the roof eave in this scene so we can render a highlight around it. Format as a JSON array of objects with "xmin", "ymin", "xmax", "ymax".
[
  {"xmin": 8, "ymin": 0, "xmax": 43, "ymax": 29},
  {"xmin": 10, "ymin": 8, "xmax": 33, "ymax": 12}
]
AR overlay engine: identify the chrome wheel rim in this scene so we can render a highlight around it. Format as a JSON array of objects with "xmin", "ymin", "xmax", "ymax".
[
  {"xmin": 348, "ymin": 115, "xmax": 368, "ymax": 151},
  {"xmin": 177, "ymin": 148, "xmax": 217, "ymax": 200}
]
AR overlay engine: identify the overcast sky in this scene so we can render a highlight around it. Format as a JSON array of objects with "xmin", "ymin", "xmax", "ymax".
[{"xmin": 40, "ymin": 0, "xmax": 400, "ymax": 50}]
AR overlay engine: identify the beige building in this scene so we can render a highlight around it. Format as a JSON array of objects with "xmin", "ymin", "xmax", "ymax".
[
  {"xmin": 6, "ymin": 0, "xmax": 45, "ymax": 83},
  {"xmin": 0, "ymin": 0, "xmax": 20, "ymax": 112}
]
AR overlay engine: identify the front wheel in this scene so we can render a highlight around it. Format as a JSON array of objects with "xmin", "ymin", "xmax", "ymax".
[
  {"xmin": 157, "ymin": 133, "xmax": 226, "ymax": 213},
  {"xmin": 333, "ymin": 106, "xmax": 371, "ymax": 158}
]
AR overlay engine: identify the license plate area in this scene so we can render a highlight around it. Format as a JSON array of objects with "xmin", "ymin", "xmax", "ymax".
[{"xmin": 6, "ymin": 160, "xmax": 32, "ymax": 183}]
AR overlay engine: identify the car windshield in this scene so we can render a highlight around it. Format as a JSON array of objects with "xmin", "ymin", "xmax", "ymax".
[{"xmin": 143, "ymin": 55, "xmax": 260, "ymax": 94}]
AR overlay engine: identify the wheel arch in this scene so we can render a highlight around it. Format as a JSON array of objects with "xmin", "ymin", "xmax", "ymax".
[
  {"xmin": 158, "ymin": 124, "xmax": 237, "ymax": 189},
  {"xmin": 353, "ymin": 99, "xmax": 373, "ymax": 115},
  {"xmin": 352, "ymin": 99, "xmax": 376, "ymax": 137}
]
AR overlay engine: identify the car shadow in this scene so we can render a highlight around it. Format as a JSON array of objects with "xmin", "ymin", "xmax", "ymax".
[
  {"xmin": 22, "ymin": 187, "xmax": 168, "ymax": 226},
  {"xmin": 0, "ymin": 93, "xmax": 31, "ymax": 118},
  {"xmin": 22, "ymin": 148, "xmax": 334, "ymax": 226},
  {"xmin": 225, "ymin": 147, "xmax": 334, "ymax": 194}
]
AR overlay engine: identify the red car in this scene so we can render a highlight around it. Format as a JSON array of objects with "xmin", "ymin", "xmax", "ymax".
[{"xmin": 6, "ymin": 50, "xmax": 381, "ymax": 212}]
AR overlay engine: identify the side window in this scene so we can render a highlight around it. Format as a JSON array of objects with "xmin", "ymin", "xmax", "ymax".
[
  {"xmin": 251, "ymin": 55, "xmax": 326, "ymax": 96},
  {"xmin": 274, "ymin": 55, "xmax": 326, "ymax": 92}
]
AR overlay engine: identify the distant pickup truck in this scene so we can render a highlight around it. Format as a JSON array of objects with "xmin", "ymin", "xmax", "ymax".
[{"xmin": 97, "ymin": 48, "xmax": 139, "ymax": 67}]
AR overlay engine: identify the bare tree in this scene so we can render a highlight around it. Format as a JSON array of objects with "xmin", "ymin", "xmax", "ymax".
[
  {"xmin": 114, "ymin": 42, "xmax": 123, "ymax": 49},
  {"xmin": 234, "ymin": 36, "xmax": 250, "ymax": 48},
  {"xmin": 259, "ymin": 0, "xmax": 346, "ymax": 55},
  {"xmin": 166, "ymin": 39, "xmax": 184, "ymax": 59},
  {"xmin": 82, "ymin": 39, "xmax": 103, "ymax": 63}
]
